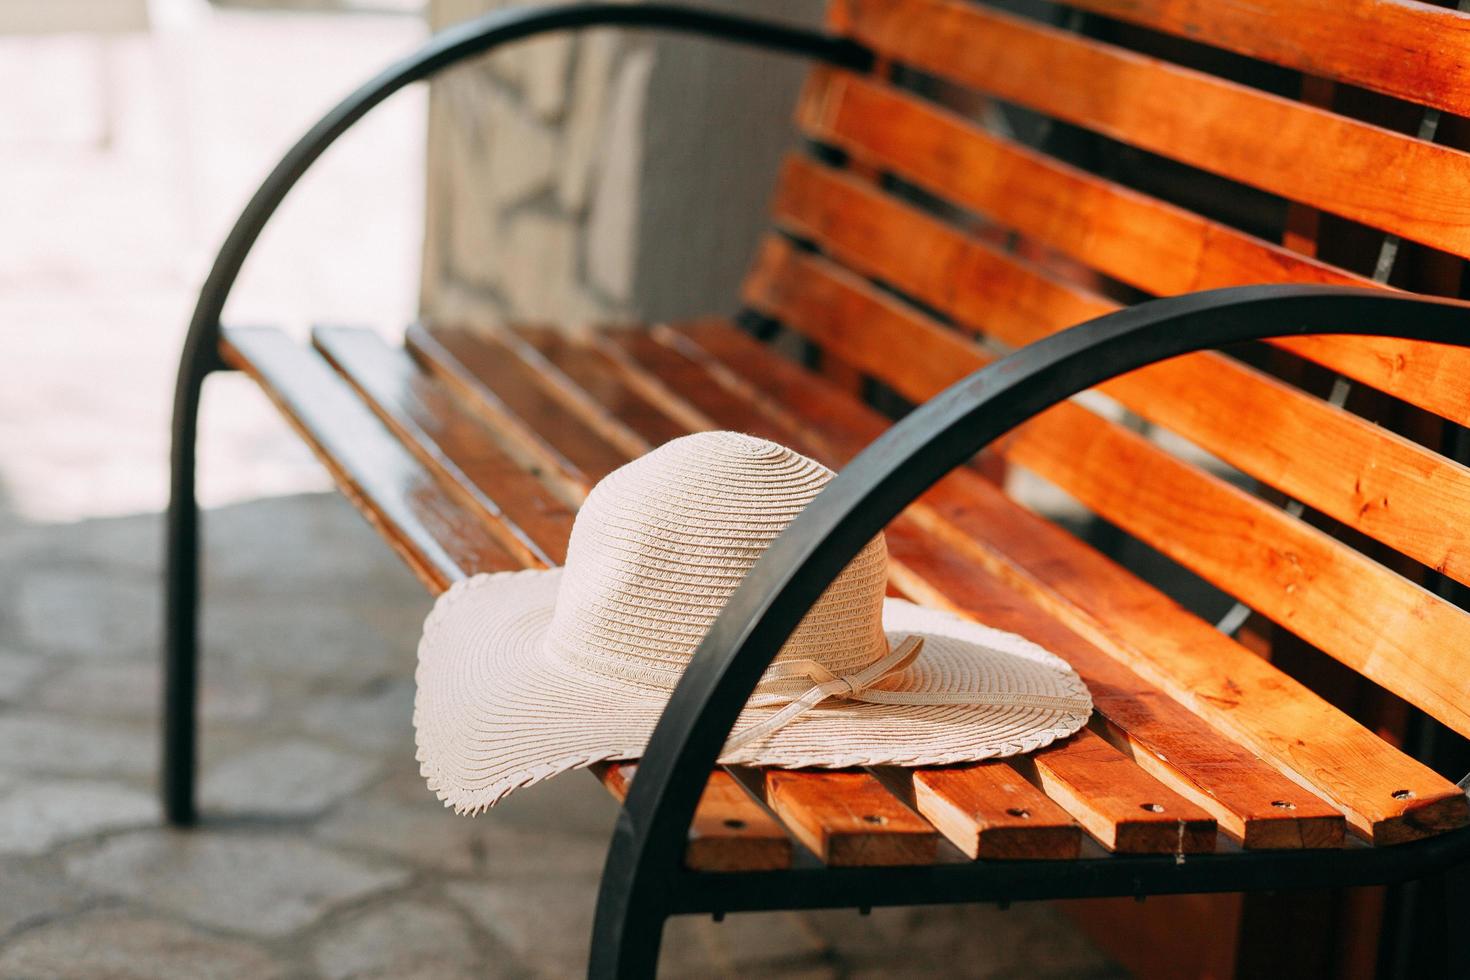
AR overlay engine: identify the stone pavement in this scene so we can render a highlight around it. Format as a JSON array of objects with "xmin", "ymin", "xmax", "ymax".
[
  {"xmin": 0, "ymin": 496, "xmax": 1125, "ymax": 978},
  {"xmin": 0, "ymin": 1, "xmax": 1124, "ymax": 975}
]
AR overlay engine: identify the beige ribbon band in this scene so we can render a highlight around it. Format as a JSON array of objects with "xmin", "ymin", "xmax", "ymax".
[{"xmin": 722, "ymin": 634, "xmax": 1094, "ymax": 755}]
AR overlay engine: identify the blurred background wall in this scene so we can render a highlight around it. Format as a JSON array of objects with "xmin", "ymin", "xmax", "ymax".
[{"xmin": 421, "ymin": 0, "xmax": 822, "ymax": 328}]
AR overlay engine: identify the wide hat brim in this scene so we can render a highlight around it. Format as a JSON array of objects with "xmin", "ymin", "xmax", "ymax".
[{"xmin": 415, "ymin": 568, "xmax": 1093, "ymax": 814}]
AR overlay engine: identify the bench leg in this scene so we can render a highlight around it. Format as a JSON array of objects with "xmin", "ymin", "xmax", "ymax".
[
  {"xmin": 163, "ymin": 367, "xmax": 206, "ymax": 826},
  {"xmin": 588, "ymin": 888, "xmax": 667, "ymax": 979}
]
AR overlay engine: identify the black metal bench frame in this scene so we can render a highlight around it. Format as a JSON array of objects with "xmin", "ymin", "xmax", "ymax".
[{"xmin": 162, "ymin": 5, "xmax": 1470, "ymax": 976}]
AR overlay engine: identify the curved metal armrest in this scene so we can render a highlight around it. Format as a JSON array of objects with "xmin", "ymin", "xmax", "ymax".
[
  {"xmin": 593, "ymin": 282, "xmax": 1470, "ymax": 958},
  {"xmin": 177, "ymin": 3, "xmax": 869, "ymax": 380}
]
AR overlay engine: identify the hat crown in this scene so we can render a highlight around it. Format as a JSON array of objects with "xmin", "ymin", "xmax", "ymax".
[{"xmin": 546, "ymin": 431, "xmax": 889, "ymax": 689}]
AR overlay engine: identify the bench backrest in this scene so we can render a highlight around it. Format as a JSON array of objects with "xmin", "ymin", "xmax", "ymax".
[{"xmin": 740, "ymin": 0, "xmax": 1470, "ymax": 742}]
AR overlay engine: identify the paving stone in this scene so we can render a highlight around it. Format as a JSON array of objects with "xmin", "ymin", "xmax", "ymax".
[
  {"xmin": 35, "ymin": 659, "xmax": 269, "ymax": 723},
  {"xmin": 0, "ymin": 651, "xmax": 50, "ymax": 703},
  {"xmin": 448, "ymin": 878, "xmax": 612, "ymax": 978},
  {"xmin": 0, "ymin": 863, "xmax": 93, "ymax": 936},
  {"xmin": 312, "ymin": 898, "xmax": 480, "ymax": 979},
  {"xmin": 0, "ymin": 908, "xmax": 286, "ymax": 980},
  {"xmin": 317, "ymin": 793, "xmax": 607, "ymax": 875},
  {"xmin": 585, "ymin": 47, "xmax": 654, "ymax": 303},
  {"xmin": 0, "ymin": 713, "xmax": 154, "ymax": 778},
  {"xmin": 66, "ymin": 830, "xmax": 408, "ymax": 937},
  {"xmin": 0, "ymin": 779, "xmax": 158, "ymax": 855},
  {"xmin": 15, "ymin": 567, "xmax": 160, "ymax": 658},
  {"xmin": 206, "ymin": 598, "xmax": 412, "ymax": 681},
  {"xmin": 201, "ymin": 494, "xmax": 424, "ymax": 600},
  {"xmin": 301, "ymin": 676, "xmax": 415, "ymax": 752},
  {"xmin": 201, "ymin": 738, "xmax": 378, "ymax": 818}
]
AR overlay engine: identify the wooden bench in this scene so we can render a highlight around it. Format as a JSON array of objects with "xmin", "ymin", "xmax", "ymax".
[{"xmin": 162, "ymin": 2, "xmax": 1470, "ymax": 975}]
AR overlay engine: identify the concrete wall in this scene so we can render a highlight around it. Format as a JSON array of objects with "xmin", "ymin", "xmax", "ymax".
[{"xmin": 421, "ymin": 0, "xmax": 821, "ymax": 328}]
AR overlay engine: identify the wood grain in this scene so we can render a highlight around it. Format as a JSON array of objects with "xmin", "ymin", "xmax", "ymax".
[
  {"xmin": 220, "ymin": 327, "xmax": 522, "ymax": 593},
  {"xmin": 615, "ymin": 321, "xmax": 1345, "ymax": 849},
  {"xmin": 312, "ymin": 326, "xmax": 574, "ymax": 567},
  {"xmin": 415, "ymin": 324, "xmax": 963, "ymax": 866},
  {"xmin": 828, "ymin": 0, "xmax": 1470, "ymax": 259},
  {"xmin": 775, "ymin": 157, "xmax": 1470, "ymax": 638},
  {"xmin": 796, "ymin": 68, "xmax": 1470, "ymax": 425},
  {"xmin": 1019, "ymin": 728, "xmax": 1217, "ymax": 854},
  {"xmin": 760, "ymin": 769, "xmax": 940, "ymax": 865},
  {"xmin": 743, "ymin": 235, "xmax": 1470, "ymax": 745},
  {"xmin": 884, "ymin": 519, "xmax": 1345, "ymax": 851},
  {"xmin": 1055, "ymin": 0, "xmax": 1470, "ymax": 117},
  {"xmin": 894, "ymin": 764, "xmax": 1082, "ymax": 860},
  {"xmin": 594, "ymin": 763, "xmax": 792, "ymax": 872}
]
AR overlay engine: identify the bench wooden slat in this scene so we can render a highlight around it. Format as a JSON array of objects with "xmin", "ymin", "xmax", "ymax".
[
  {"xmin": 883, "ymin": 520, "xmax": 1344, "ymax": 850},
  {"xmin": 301, "ymin": 327, "xmax": 805, "ymax": 871},
  {"xmin": 219, "ymin": 327, "xmax": 522, "ymax": 592},
  {"xmin": 829, "ymin": 0, "xmax": 1470, "ymax": 261},
  {"xmin": 744, "ymin": 235, "xmax": 1470, "ymax": 745},
  {"xmin": 882, "ymin": 764, "xmax": 1082, "ymax": 861},
  {"xmin": 311, "ymin": 326, "xmax": 574, "ymax": 567},
  {"xmin": 758, "ymin": 770, "xmax": 940, "ymax": 866},
  {"xmin": 595, "ymin": 763, "xmax": 793, "ymax": 872},
  {"xmin": 773, "ymin": 157, "xmax": 1470, "ymax": 593},
  {"xmin": 505, "ymin": 323, "xmax": 1225, "ymax": 857},
  {"xmin": 668, "ymin": 319, "xmax": 1470, "ymax": 844},
  {"xmin": 1052, "ymin": 0, "xmax": 1470, "ymax": 117},
  {"xmin": 797, "ymin": 69, "xmax": 1470, "ymax": 426},
  {"xmin": 597, "ymin": 327, "xmax": 1350, "ymax": 854},
  {"xmin": 622, "ymin": 323, "xmax": 1338, "ymax": 850},
  {"xmin": 410, "ymin": 324, "xmax": 962, "ymax": 866},
  {"xmin": 514, "ymin": 326, "xmax": 695, "ymax": 452},
  {"xmin": 405, "ymin": 324, "xmax": 619, "ymax": 490},
  {"xmin": 1021, "ymin": 729, "xmax": 1216, "ymax": 855},
  {"xmin": 517, "ymin": 328, "xmax": 1107, "ymax": 859}
]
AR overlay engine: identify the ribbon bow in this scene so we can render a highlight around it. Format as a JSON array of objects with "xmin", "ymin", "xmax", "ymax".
[{"xmin": 722, "ymin": 635, "xmax": 926, "ymax": 755}]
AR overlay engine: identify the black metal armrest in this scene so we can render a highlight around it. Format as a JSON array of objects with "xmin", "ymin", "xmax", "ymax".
[{"xmin": 591, "ymin": 282, "xmax": 1470, "ymax": 968}]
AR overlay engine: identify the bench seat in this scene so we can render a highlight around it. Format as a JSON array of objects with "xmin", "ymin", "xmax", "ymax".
[{"xmin": 220, "ymin": 318, "xmax": 1470, "ymax": 871}]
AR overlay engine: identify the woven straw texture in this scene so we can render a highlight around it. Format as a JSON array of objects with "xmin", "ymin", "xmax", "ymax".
[{"xmin": 415, "ymin": 432, "xmax": 1092, "ymax": 814}]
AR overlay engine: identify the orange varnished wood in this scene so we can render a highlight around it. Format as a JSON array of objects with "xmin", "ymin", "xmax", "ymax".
[
  {"xmin": 796, "ymin": 69, "xmax": 1470, "ymax": 424},
  {"xmin": 312, "ymin": 326, "xmax": 575, "ymax": 567},
  {"xmin": 515, "ymin": 326, "xmax": 705, "ymax": 451},
  {"xmin": 890, "ymin": 764, "xmax": 1082, "ymax": 860},
  {"xmin": 405, "ymin": 323, "xmax": 622, "ymax": 490},
  {"xmin": 743, "ymin": 235, "xmax": 1470, "ymax": 746},
  {"xmin": 884, "ymin": 520, "xmax": 1345, "ymax": 850},
  {"xmin": 773, "ymin": 157, "xmax": 1470, "ymax": 594},
  {"xmin": 760, "ymin": 770, "xmax": 940, "ymax": 865},
  {"xmin": 1019, "ymin": 729, "xmax": 1217, "ymax": 854},
  {"xmin": 829, "ymin": 0, "xmax": 1470, "ymax": 260},
  {"xmin": 594, "ymin": 763, "xmax": 792, "ymax": 872},
  {"xmin": 480, "ymin": 323, "xmax": 1215, "ymax": 858},
  {"xmin": 411, "ymin": 324, "xmax": 961, "ymax": 866},
  {"xmin": 611, "ymin": 322, "xmax": 1346, "ymax": 850},
  {"xmin": 668, "ymin": 319, "xmax": 1470, "ymax": 844},
  {"xmin": 1058, "ymin": 0, "xmax": 1470, "ymax": 117},
  {"xmin": 219, "ymin": 327, "xmax": 521, "ymax": 593}
]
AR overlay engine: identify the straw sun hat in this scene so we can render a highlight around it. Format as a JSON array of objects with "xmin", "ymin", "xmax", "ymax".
[{"xmin": 415, "ymin": 431, "xmax": 1092, "ymax": 814}]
